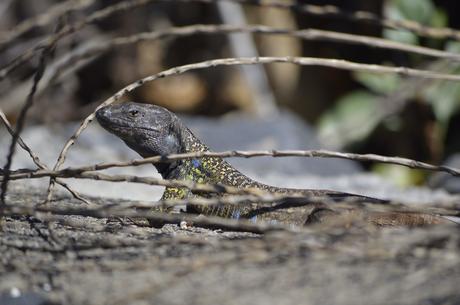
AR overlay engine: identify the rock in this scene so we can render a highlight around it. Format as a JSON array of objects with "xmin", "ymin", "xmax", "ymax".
[
  {"xmin": 428, "ymin": 154, "xmax": 460, "ymax": 193},
  {"xmin": 182, "ymin": 110, "xmax": 361, "ymax": 176},
  {"xmin": 0, "ymin": 291, "xmax": 51, "ymax": 305},
  {"xmin": 1, "ymin": 183, "xmax": 459, "ymax": 305}
]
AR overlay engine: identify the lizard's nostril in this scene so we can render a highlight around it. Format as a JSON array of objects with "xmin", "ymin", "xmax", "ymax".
[{"xmin": 95, "ymin": 107, "xmax": 108, "ymax": 121}]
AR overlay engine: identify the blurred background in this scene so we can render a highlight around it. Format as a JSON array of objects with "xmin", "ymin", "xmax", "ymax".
[{"xmin": 1, "ymin": 0, "xmax": 460, "ymax": 194}]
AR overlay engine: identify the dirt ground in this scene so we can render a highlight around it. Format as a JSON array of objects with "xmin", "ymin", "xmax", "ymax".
[{"xmin": 1, "ymin": 183, "xmax": 460, "ymax": 305}]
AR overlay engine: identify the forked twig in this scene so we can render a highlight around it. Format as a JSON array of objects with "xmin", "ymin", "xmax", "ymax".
[{"xmin": 0, "ymin": 109, "xmax": 91, "ymax": 204}]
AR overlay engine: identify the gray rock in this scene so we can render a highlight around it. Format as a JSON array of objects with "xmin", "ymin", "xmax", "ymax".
[
  {"xmin": 182, "ymin": 110, "xmax": 360, "ymax": 176},
  {"xmin": 0, "ymin": 291, "xmax": 51, "ymax": 305},
  {"xmin": 428, "ymin": 154, "xmax": 460, "ymax": 193},
  {"xmin": 1, "ymin": 183, "xmax": 460, "ymax": 305}
]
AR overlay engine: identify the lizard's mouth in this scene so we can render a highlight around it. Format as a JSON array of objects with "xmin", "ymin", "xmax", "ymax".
[
  {"xmin": 99, "ymin": 121, "xmax": 159, "ymax": 141},
  {"xmin": 101, "ymin": 121, "xmax": 157, "ymax": 132},
  {"xmin": 95, "ymin": 107, "xmax": 159, "ymax": 134}
]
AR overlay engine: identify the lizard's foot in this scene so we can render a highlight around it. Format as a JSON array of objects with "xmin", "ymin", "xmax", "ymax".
[{"xmin": 304, "ymin": 207, "xmax": 340, "ymax": 225}]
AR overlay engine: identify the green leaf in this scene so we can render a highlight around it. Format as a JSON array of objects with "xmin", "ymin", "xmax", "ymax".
[
  {"xmin": 393, "ymin": 0, "xmax": 434, "ymax": 24},
  {"xmin": 431, "ymin": 9, "xmax": 448, "ymax": 28},
  {"xmin": 318, "ymin": 91, "xmax": 379, "ymax": 148},
  {"xmin": 445, "ymin": 41, "xmax": 460, "ymax": 53},
  {"xmin": 373, "ymin": 164, "xmax": 425, "ymax": 187},
  {"xmin": 422, "ymin": 57, "xmax": 460, "ymax": 125},
  {"xmin": 384, "ymin": 0, "xmax": 439, "ymax": 44},
  {"xmin": 354, "ymin": 71, "xmax": 401, "ymax": 95},
  {"xmin": 383, "ymin": 29, "xmax": 418, "ymax": 45},
  {"xmin": 424, "ymin": 78, "xmax": 460, "ymax": 125}
]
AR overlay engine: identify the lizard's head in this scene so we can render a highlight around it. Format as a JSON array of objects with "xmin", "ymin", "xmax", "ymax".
[{"xmin": 96, "ymin": 102, "xmax": 183, "ymax": 157}]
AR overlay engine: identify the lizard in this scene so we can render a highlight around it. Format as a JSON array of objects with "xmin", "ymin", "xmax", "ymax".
[{"xmin": 95, "ymin": 102, "xmax": 452, "ymax": 227}]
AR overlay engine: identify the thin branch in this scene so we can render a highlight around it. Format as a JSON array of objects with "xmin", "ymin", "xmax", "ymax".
[
  {"xmin": 46, "ymin": 24, "xmax": 460, "ymax": 82},
  {"xmin": 6, "ymin": 23, "xmax": 458, "ymax": 116},
  {"xmin": 0, "ymin": 0, "xmax": 95, "ymax": 49},
  {"xmin": 0, "ymin": 14, "xmax": 71, "ymax": 206},
  {"xmin": 3, "ymin": 204, "xmax": 293, "ymax": 234},
  {"xmin": 1, "ymin": 39, "xmax": 106, "ymax": 119},
  {"xmin": 4, "ymin": 197, "xmax": 458, "ymax": 234},
  {"xmin": 3, "ymin": 0, "xmax": 460, "ymax": 82},
  {"xmin": 52, "ymin": 150, "xmax": 460, "ymax": 178},
  {"xmin": 1, "ymin": 48, "xmax": 51, "ymax": 206},
  {"xmin": 0, "ymin": 109, "xmax": 91, "ymax": 205},
  {"xmin": 0, "ymin": 18, "xmax": 93, "ymax": 212},
  {"xmin": 52, "ymin": 180, "xmax": 91, "ymax": 204},
  {"xmin": 1, "ymin": 169, "xmax": 401, "ymax": 219},
  {"xmin": 0, "ymin": 0, "xmax": 164, "ymax": 81},
  {"xmin": 10, "ymin": 171, "xmax": 272, "ymax": 197},
  {"xmin": 2, "ymin": 162, "xmax": 459, "ymax": 228},
  {"xmin": 106, "ymin": 197, "xmax": 460, "ymax": 218},
  {"xmin": 4, "ymin": 166, "xmax": 460, "ymax": 214},
  {"xmin": 7, "ymin": 145, "xmax": 460, "ymax": 185},
  {"xmin": 0, "ymin": 109, "xmax": 47, "ymax": 169},
  {"xmin": 1, "ymin": 146, "xmax": 457, "ymax": 211},
  {"xmin": 215, "ymin": 0, "xmax": 460, "ymax": 40},
  {"xmin": 2, "ymin": 194, "xmax": 458, "ymax": 235}
]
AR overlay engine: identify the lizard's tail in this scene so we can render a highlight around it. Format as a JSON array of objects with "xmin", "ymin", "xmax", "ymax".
[{"xmin": 442, "ymin": 216, "xmax": 460, "ymax": 224}]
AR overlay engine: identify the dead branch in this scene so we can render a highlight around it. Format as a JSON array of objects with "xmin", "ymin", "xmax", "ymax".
[
  {"xmin": 102, "ymin": 25, "xmax": 460, "ymax": 62},
  {"xmin": 3, "ymin": 204, "xmax": 293, "ymax": 234},
  {"xmin": 5, "ymin": 23, "xmax": 457, "ymax": 117},
  {"xmin": 0, "ymin": 108, "xmax": 91, "ymax": 204},
  {"xmin": 220, "ymin": 0, "xmax": 460, "ymax": 41},
  {"xmin": 0, "ymin": 0, "xmax": 95, "ymax": 49},
  {"xmin": 50, "ymin": 149, "xmax": 460, "ymax": 178},
  {"xmin": 38, "ymin": 24, "xmax": 460, "ymax": 90},
  {"xmin": 3, "ymin": 0, "xmax": 460, "ymax": 82},
  {"xmin": 3, "ymin": 165, "xmax": 460, "ymax": 213},
  {"xmin": 0, "ymin": 33, "xmax": 59, "ymax": 207},
  {"xmin": 0, "ymin": 0, "xmax": 162, "ymax": 81}
]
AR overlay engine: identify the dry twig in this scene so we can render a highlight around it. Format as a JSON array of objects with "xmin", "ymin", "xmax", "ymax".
[
  {"xmin": 3, "ymin": 164, "xmax": 460, "ymax": 212},
  {"xmin": 40, "ymin": 24, "xmax": 460, "ymax": 88},
  {"xmin": 1, "ymin": 44, "xmax": 53, "ymax": 207},
  {"xmin": 220, "ymin": 0, "xmax": 460, "ymax": 40},
  {"xmin": 0, "ymin": 109, "xmax": 91, "ymax": 204},
  {"xmin": 3, "ymin": 203, "xmax": 293, "ymax": 234},
  {"xmin": 0, "ymin": 0, "xmax": 165, "ymax": 81},
  {"xmin": 3, "ymin": 0, "xmax": 460, "ymax": 81},
  {"xmin": 0, "ymin": 0, "xmax": 95, "ymax": 49},
  {"xmin": 7, "ymin": 23, "xmax": 458, "ymax": 115},
  {"xmin": 51, "ymin": 149, "xmax": 460, "ymax": 177}
]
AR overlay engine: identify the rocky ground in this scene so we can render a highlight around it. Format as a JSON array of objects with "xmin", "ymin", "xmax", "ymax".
[{"xmin": 1, "ymin": 183, "xmax": 460, "ymax": 305}]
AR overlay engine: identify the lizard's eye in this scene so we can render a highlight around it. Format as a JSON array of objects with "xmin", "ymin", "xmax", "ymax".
[{"xmin": 129, "ymin": 110, "xmax": 139, "ymax": 117}]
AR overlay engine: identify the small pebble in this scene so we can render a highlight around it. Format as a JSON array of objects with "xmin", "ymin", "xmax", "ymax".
[
  {"xmin": 42, "ymin": 283, "xmax": 52, "ymax": 292},
  {"xmin": 10, "ymin": 287, "xmax": 21, "ymax": 298}
]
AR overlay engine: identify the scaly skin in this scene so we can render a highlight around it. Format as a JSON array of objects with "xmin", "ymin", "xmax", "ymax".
[{"xmin": 96, "ymin": 102, "xmax": 450, "ymax": 226}]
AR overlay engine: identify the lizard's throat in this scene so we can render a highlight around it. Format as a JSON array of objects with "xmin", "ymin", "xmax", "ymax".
[{"xmin": 155, "ymin": 161, "xmax": 182, "ymax": 179}]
